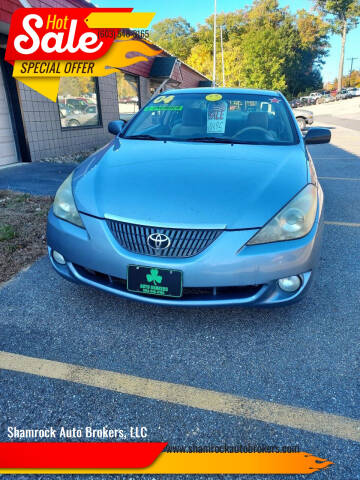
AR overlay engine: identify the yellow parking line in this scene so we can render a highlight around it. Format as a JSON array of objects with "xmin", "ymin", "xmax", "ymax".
[
  {"xmin": 1, "ymin": 351, "xmax": 359, "ymax": 443},
  {"xmin": 319, "ymin": 176, "xmax": 360, "ymax": 181},
  {"xmin": 325, "ymin": 221, "xmax": 360, "ymax": 227}
]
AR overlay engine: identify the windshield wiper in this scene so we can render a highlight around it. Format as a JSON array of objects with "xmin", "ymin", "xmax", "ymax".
[
  {"xmin": 124, "ymin": 134, "xmax": 161, "ymax": 140},
  {"xmin": 125, "ymin": 135, "xmax": 268, "ymax": 145},
  {"xmin": 185, "ymin": 136, "xmax": 236, "ymax": 143},
  {"xmin": 189, "ymin": 137, "xmax": 270, "ymax": 145}
]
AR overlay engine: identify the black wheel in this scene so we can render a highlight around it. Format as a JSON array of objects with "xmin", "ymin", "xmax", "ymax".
[
  {"xmin": 68, "ymin": 119, "xmax": 80, "ymax": 127},
  {"xmin": 296, "ymin": 117, "xmax": 306, "ymax": 130}
]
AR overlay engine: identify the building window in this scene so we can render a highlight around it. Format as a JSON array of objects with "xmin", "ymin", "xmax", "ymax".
[
  {"xmin": 116, "ymin": 71, "xmax": 139, "ymax": 121},
  {"xmin": 57, "ymin": 77, "xmax": 101, "ymax": 129}
]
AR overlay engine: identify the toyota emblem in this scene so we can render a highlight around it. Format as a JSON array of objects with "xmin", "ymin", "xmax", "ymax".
[{"xmin": 147, "ymin": 233, "xmax": 171, "ymax": 250}]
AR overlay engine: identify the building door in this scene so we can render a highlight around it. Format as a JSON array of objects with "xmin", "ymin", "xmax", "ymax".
[{"xmin": 0, "ymin": 61, "xmax": 18, "ymax": 166}]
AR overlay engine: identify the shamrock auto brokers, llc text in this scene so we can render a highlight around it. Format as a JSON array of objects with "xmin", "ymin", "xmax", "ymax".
[{"xmin": 7, "ymin": 426, "xmax": 148, "ymax": 439}]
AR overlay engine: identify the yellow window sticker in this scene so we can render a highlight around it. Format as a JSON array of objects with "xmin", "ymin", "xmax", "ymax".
[
  {"xmin": 206, "ymin": 93, "xmax": 223, "ymax": 102},
  {"xmin": 153, "ymin": 95, "xmax": 166, "ymax": 103},
  {"xmin": 163, "ymin": 95, "xmax": 175, "ymax": 104},
  {"xmin": 153, "ymin": 95, "xmax": 175, "ymax": 104}
]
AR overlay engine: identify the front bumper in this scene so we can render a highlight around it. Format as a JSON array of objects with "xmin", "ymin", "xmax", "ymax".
[{"xmin": 47, "ymin": 187, "xmax": 324, "ymax": 307}]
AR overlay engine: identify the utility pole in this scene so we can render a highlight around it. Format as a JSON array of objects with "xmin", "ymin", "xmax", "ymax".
[
  {"xmin": 346, "ymin": 57, "xmax": 359, "ymax": 87},
  {"xmin": 220, "ymin": 25, "xmax": 225, "ymax": 87},
  {"xmin": 212, "ymin": 0, "xmax": 217, "ymax": 87}
]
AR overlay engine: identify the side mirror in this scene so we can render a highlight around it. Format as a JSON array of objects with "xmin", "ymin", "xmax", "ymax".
[
  {"xmin": 108, "ymin": 120, "xmax": 126, "ymax": 135},
  {"xmin": 304, "ymin": 127, "xmax": 331, "ymax": 145}
]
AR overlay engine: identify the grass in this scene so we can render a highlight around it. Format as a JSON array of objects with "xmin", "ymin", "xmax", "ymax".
[
  {"xmin": 0, "ymin": 190, "xmax": 53, "ymax": 284},
  {"xmin": 0, "ymin": 224, "xmax": 16, "ymax": 241}
]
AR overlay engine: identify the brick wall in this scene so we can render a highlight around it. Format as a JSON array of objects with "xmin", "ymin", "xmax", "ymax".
[
  {"xmin": 0, "ymin": 0, "xmax": 21, "ymax": 24},
  {"xmin": 17, "ymin": 74, "xmax": 119, "ymax": 161}
]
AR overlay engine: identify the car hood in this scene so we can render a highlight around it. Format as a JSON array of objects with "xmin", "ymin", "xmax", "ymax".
[{"xmin": 73, "ymin": 139, "xmax": 308, "ymax": 229}]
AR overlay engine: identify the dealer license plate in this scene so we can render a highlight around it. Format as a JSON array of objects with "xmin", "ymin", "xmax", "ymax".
[{"xmin": 127, "ymin": 265, "xmax": 183, "ymax": 298}]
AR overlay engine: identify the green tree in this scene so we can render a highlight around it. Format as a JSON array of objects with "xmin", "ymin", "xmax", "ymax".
[
  {"xmin": 235, "ymin": 0, "xmax": 328, "ymax": 95},
  {"xmin": 283, "ymin": 9, "xmax": 329, "ymax": 97},
  {"xmin": 222, "ymin": 40, "xmax": 244, "ymax": 87},
  {"xmin": 150, "ymin": 17, "xmax": 195, "ymax": 60},
  {"xmin": 313, "ymin": 0, "xmax": 360, "ymax": 89},
  {"xmin": 151, "ymin": 1, "xmax": 330, "ymax": 96},
  {"xmin": 187, "ymin": 44, "xmax": 213, "ymax": 78},
  {"xmin": 190, "ymin": 10, "xmax": 248, "ymax": 85},
  {"xmin": 237, "ymin": 27, "xmax": 287, "ymax": 91}
]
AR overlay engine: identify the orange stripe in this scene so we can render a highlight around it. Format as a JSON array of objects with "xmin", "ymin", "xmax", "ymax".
[{"xmin": 0, "ymin": 452, "xmax": 333, "ymax": 474}]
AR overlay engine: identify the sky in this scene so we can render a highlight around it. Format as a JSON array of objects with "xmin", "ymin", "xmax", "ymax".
[{"xmin": 96, "ymin": 0, "xmax": 360, "ymax": 83}]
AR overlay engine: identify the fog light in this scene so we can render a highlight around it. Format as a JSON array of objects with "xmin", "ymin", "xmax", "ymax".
[
  {"xmin": 52, "ymin": 250, "xmax": 66, "ymax": 265},
  {"xmin": 278, "ymin": 276, "xmax": 301, "ymax": 293}
]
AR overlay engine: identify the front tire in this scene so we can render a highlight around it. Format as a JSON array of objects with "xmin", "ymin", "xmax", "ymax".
[
  {"xmin": 68, "ymin": 119, "xmax": 80, "ymax": 127},
  {"xmin": 296, "ymin": 117, "xmax": 306, "ymax": 130}
]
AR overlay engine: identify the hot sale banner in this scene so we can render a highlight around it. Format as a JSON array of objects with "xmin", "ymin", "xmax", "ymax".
[{"xmin": 5, "ymin": 8, "xmax": 161, "ymax": 101}]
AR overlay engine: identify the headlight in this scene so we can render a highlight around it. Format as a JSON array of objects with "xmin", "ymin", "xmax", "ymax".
[
  {"xmin": 247, "ymin": 184, "xmax": 317, "ymax": 245},
  {"xmin": 53, "ymin": 172, "xmax": 84, "ymax": 228}
]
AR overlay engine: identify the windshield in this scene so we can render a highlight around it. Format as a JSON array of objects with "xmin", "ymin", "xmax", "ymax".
[{"xmin": 123, "ymin": 92, "xmax": 298, "ymax": 145}]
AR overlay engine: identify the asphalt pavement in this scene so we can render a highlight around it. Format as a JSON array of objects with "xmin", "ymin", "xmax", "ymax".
[
  {"xmin": 0, "ymin": 163, "xmax": 75, "ymax": 196},
  {"xmin": 315, "ymin": 114, "xmax": 360, "ymax": 132},
  {"xmin": 1, "ymin": 112, "xmax": 360, "ymax": 479}
]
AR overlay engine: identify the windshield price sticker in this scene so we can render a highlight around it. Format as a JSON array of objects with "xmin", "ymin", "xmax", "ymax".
[
  {"xmin": 153, "ymin": 95, "xmax": 175, "ymax": 104},
  {"xmin": 207, "ymin": 100, "xmax": 228, "ymax": 133}
]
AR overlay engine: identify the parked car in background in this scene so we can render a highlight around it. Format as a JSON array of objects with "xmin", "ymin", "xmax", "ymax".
[
  {"xmin": 61, "ymin": 105, "xmax": 98, "ymax": 128},
  {"xmin": 316, "ymin": 94, "xmax": 335, "ymax": 104},
  {"xmin": 290, "ymin": 99, "xmax": 300, "ymax": 108},
  {"xmin": 63, "ymin": 97, "xmax": 89, "ymax": 112},
  {"xmin": 336, "ymin": 89, "xmax": 349, "ymax": 101},
  {"xmin": 345, "ymin": 87, "xmax": 360, "ymax": 97},
  {"xmin": 309, "ymin": 92, "xmax": 322, "ymax": 100},
  {"xmin": 299, "ymin": 96, "xmax": 317, "ymax": 106},
  {"xmin": 299, "ymin": 97, "xmax": 309, "ymax": 107},
  {"xmin": 293, "ymin": 109, "xmax": 314, "ymax": 130},
  {"xmin": 58, "ymin": 102, "xmax": 75, "ymax": 117}
]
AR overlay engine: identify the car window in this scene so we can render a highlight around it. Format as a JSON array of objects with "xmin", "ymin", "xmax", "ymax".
[{"xmin": 123, "ymin": 92, "xmax": 298, "ymax": 145}]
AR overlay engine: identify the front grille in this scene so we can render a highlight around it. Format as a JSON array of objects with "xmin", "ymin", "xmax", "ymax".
[{"xmin": 106, "ymin": 220, "xmax": 222, "ymax": 258}]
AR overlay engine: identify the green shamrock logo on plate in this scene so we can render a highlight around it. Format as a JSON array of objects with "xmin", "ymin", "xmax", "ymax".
[{"xmin": 146, "ymin": 268, "xmax": 162, "ymax": 285}]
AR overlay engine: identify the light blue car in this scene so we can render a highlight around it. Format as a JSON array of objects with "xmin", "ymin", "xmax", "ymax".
[{"xmin": 47, "ymin": 88, "xmax": 331, "ymax": 306}]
